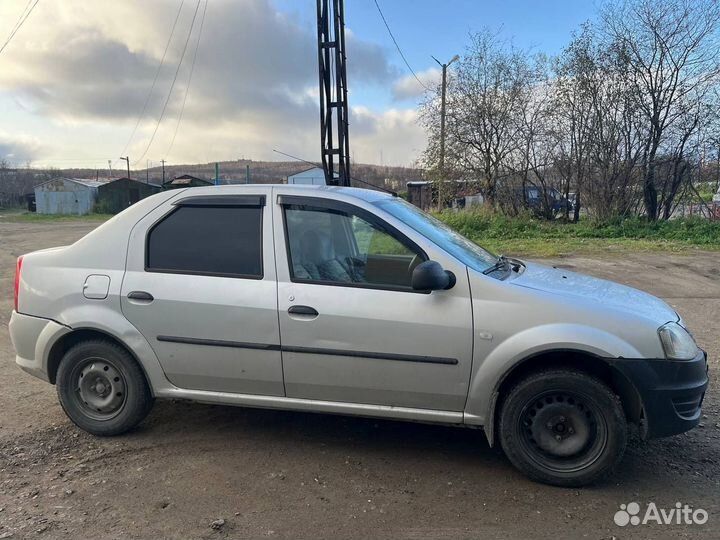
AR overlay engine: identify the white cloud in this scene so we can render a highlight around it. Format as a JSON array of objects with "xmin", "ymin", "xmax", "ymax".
[
  {"xmin": 0, "ymin": 0, "xmax": 423, "ymax": 167},
  {"xmin": 350, "ymin": 107, "xmax": 426, "ymax": 167},
  {"xmin": 392, "ymin": 68, "xmax": 441, "ymax": 100}
]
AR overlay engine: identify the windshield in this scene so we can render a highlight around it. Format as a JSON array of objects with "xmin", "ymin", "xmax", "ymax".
[{"xmin": 374, "ymin": 198, "xmax": 498, "ymax": 272}]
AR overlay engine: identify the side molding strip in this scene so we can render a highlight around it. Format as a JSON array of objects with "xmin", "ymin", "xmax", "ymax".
[
  {"xmin": 282, "ymin": 345, "xmax": 458, "ymax": 365},
  {"xmin": 157, "ymin": 335, "xmax": 281, "ymax": 351},
  {"xmin": 156, "ymin": 336, "xmax": 458, "ymax": 365}
]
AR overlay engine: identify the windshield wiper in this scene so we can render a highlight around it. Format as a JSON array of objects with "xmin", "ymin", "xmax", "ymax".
[{"xmin": 482, "ymin": 254, "xmax": 511, "ymax": 275}]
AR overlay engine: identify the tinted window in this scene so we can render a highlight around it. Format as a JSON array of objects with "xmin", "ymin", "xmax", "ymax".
[
  {"xmin": 147, "ymin": 206, "xmax": 263, "ymax": 277},
  {"xmin": 284, "ymin": 204, "xmax": 423, "ymax": 289}
]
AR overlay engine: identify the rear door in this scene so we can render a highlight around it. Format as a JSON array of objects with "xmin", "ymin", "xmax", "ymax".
[
  {"xmin": 274, "ymin": 193, "xmax": 473, "ymax": 411},
  {"xmin": 121, "ymin": 188, "xmax": 284, "ymax": 396}
]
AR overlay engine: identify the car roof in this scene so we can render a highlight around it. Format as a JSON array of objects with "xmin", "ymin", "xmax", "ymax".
[{"xmin": 177, "ymin": 183, "xmax": 395, "ymax": 203}]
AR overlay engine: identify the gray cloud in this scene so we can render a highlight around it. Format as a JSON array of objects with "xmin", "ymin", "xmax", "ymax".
[
  {"xmin": 1, "ymin": 0, "xmax": 395, "ymax": 123},
  {"xmin": 0, "ymin": 135, "xmax": 42, "ymax": 163},
  {"xmin": 0, "ymin": 0, "xmax": 425, "ymax": 166}
]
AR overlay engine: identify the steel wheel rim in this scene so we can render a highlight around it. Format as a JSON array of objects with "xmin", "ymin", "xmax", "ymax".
[
  {"xmin": 516, "ymin": 390, "xmax": 608, "ymax": 474},
  {"xmin": 71, "ymin": 356, "xmax": 127, "ymax": 421}
]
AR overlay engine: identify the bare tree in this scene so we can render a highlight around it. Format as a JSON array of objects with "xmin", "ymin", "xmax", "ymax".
[
  {"xmin": 511, "ymin": 56, "xmax": 566, "ymax": 219},
  {"xmin": 603, "ymin": 0, "xmax": 720, "ymax": 219},
  {"xmin": 553, "ymin": 26, "xmax": 598, "ymax": 222},
  {"xmin": 420, "ymin": 31, "xmax": 536, "ymax": 206},
  {"xmin": 418, "ymin": 0, "xmax": 720, "ymax": 221}
]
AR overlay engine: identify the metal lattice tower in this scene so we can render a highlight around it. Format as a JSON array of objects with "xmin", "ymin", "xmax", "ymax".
[{"xmin": 317, "ymin": 0, "xmax": 351, "ymax": 186}]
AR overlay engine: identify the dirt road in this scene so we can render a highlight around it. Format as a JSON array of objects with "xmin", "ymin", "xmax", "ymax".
[{"xmin": 0, "ymin": 219, "xmax": 718, "ymax": 539}]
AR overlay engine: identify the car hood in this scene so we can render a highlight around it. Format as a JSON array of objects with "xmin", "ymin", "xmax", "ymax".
[{"xmin": 510, "ymin": 261, "xmax": 678, "ymax": 323}]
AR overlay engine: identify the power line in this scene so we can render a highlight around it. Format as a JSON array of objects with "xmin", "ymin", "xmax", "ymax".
[
  {"xmin": 118, "ymin": 0, "xmax": 186, "ymax": 161},
  {"xmin": 165, "ymin": 0, "xmax": 207, "ymax": 159},
  {"xmin": 0, "ymin": 0, "xmax": 39, "ymax": 56},
  {"xmin": 133, "ymin": 0, "xmax": 201, "ymax": 166},
  {"xmin": 372, "ymin": 0, "xmax": 430, "ymax": 92},
  {"xmin": 272, "ymin": 149, "xmax": 396, "ymax": 195},
  {"xmin": 4, "ymin": 0, "xmax": 34, "ymax": 41}
]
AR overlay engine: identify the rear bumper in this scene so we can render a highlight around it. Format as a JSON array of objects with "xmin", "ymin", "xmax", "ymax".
[
  {"xmin": 9, "ymin": 311, "xmax": 69, "ymax": 383},
  {"xmin": 614, "ymin": 350, "xmax": 709, "ymax": 438}
]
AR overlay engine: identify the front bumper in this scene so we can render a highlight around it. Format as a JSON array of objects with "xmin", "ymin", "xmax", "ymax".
[{"xmin": 614, "ymin": 350, "xmax": 709, "ymax": 438}]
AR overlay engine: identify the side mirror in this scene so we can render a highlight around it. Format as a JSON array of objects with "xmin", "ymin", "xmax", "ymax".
[{"xmin": 411, "ymin": 260, "xmax": 456, "ymax": 291}]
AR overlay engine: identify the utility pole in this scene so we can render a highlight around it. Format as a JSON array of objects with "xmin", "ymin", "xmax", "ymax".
[
  {"xmin": 245, "ymin": 164, "xmax": 251, "ymax": 184},
  {"xmin": 120, "ymin": 156, "xmax": 130, "ymax": 179},
  {"xmin": 160, "ymin": 159, "xmax": 166, "ymax": 185},
  {"xmin": 432, "ymin": 54, "xmax": 459, "ymax": 209},
  {"xmin": 146, "ymin": 160, "xmax": 150, "ymax": 184},
  {"xmin": 317, "ymin": 0, "xmax": 351, "ymax": 186},
  {"xmin": 108, "ymin": 160, "xmax": 113, "ymax": 178},
  {"xmin": 215, "ymin": 162, "xmax": 219, "ymax": 185}
]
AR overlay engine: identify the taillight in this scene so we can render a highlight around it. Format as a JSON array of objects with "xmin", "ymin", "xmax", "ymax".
[{"xmin": 14, "ymin": 255, "xmax": 23, "ymax": 312}]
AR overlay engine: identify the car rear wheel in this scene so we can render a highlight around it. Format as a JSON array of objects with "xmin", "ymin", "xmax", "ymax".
[
  {"xmin": 56, "ymin": 339, "xmax": 153, "ymax": 436},
  {"xmin": 499, "ymin": 369, "xmax": 627, "ymax": 487}
]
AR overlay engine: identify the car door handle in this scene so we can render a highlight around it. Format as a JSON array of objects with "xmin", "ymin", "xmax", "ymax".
[
  {"xmin": 127, "ymin": 291, "xmax": 154, "ymax": 303},
  {"xmin": 288, "ymin": 305, "xmax": 318, "ymax": 317}
]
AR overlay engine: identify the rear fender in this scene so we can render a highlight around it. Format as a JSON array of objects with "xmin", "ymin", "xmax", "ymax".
[{"xmin": 51, "ymin": 304, "xmax": 173, "ymax": 392}]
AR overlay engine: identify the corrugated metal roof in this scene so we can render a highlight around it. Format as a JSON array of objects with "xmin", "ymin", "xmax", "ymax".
[
  {"xmin": 35, "ymin": 177, "xmax": 113, "ymax": 190},
  {"xmin": 99, "ymin": 177, "xmax": 164, "ymax": 189},
  {"xmin": 72, "ymin": 178, "xmax": 112, "ymax": 188}
]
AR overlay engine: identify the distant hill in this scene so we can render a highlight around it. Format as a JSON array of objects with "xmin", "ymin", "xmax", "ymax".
[
  {"xmin": 58, "ymin": 159, "xmax": 424, "ymax": 192},
  {"xmin": 0, "ymin": 159, "xmax": 424, "ymax": 206}
]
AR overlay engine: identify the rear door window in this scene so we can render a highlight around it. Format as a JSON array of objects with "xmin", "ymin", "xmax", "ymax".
[{"xmin": 147, "ymin": 205, "xmax": 263, "ymax": 278}]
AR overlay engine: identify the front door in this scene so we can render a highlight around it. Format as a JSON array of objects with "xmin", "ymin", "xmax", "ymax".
[
  {"xmin": 274, "ymin": 194, "xmax": 473, "ymax": 411},
  {"xmin": 121, "ymin": 191, "xmax": 284, "ymax": 396}
]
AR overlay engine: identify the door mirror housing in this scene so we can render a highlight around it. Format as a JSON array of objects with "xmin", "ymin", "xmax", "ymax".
[{"xmin": 411, "ymin": 260, "xmax": 456, "ymax": 291}]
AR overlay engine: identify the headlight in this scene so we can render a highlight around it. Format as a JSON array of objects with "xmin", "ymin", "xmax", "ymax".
[{"xmin": 658, "ymin": 322, "xmax": 698, "ymax": 360}]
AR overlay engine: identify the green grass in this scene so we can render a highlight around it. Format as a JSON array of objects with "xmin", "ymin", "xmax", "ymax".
[
  {"xmin": 434, "ymin": 210, "xmax": 720, "ymax": 257},
  {"xmin": 0, "ymin": 210, "xmax": 113, "ymax": 222}
]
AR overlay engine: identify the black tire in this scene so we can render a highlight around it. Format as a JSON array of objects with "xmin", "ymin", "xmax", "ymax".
[
  {"xmin": 499, "ymin": 369, "xmax": 626, "ymax": 487},
  {"xmin": 56, "ymin": 339, "xmax": 153, "ymax": 436}
]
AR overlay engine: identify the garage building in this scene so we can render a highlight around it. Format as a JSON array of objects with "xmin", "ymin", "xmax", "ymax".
[
  {"xmin": 34, "ymin": 177, "xmax": 110, "ymax": 215},
  {"xmin": 97, "ymin": 178, "xmax": 162, "ymax": 214},
  {"xmin": 287, "ymin": 166, "xmax": 338, "ymax": 185}
]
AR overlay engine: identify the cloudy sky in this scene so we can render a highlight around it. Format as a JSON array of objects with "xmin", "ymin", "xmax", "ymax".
[{"xmin": 0, "ymin": 0, "xmax": 595, "ymax": 169}]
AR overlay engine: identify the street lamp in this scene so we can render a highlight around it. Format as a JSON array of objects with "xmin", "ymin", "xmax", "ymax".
[
  {"xmin": 119, "ymin": 156, "xmax": 130, "ymax": 179},
  {"xmin": 431, "ymin": 54, "xmax": 459, "ymax": 209}
]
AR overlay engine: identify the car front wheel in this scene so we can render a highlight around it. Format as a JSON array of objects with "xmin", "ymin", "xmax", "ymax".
[
  {"xmin": 499, "ymin": 368, "xmax": 627, "ymax": 487},
  {"xmin": 56, "ymin": 339, "xmax": 154, "ymax": 436}
]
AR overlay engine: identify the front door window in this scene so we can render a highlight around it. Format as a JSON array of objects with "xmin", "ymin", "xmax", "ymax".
[{"xmin": 283, "ymin": 203, "xmax": 424, "ymax": 289}]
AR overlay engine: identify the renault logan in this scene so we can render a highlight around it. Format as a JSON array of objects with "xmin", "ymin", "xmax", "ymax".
[{"xmin": 9, "ymin": 185, "xmax": 708, "ymax": 486}]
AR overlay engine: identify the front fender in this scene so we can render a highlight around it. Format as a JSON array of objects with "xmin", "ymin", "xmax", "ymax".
[{"xmin": 464, "ymin": 323, "xmax": 643, "ymax": 426}]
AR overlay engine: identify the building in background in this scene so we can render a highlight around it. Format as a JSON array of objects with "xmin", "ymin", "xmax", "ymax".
[
  {"xmin": 287, "ymin": 166, "xmax": 332, "ymax": 185},
  {"xmin": 164, "ymin": 174, "xmax": 214, "ymax": 189},
  {"xmin": 34, "ymin": 177, "xmax": 110, "ymax": 215},
  {"xmin": 407, "ymin": 181, "xmax": 432, "ymax": 210},
  {"xmin": 96, "ymin": 178, "xmax": 162, "ymax": 214}
]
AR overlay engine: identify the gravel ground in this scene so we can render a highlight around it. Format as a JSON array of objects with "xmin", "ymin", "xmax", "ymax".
[{"xmin": 0, "ymin": 219, "xmax": 718, "ymax": 540}]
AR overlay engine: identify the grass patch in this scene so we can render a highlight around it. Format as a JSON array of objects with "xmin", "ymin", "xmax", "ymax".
[
  {"xmin": 0, "ymin": 210, "xmax": 113, "ymax": 223},
  {"xmin": 435, "ymin": 210, "xmax": 720, "ymax": 257}
]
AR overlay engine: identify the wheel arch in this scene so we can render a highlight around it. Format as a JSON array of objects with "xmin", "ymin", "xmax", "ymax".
[
  {"xmin": 483, "ymin": 349, "xmax": 644, "ymax": 447},
  {"xmin": 47, "ymin": 327, "xmax": 154, "ymax": 396}
]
